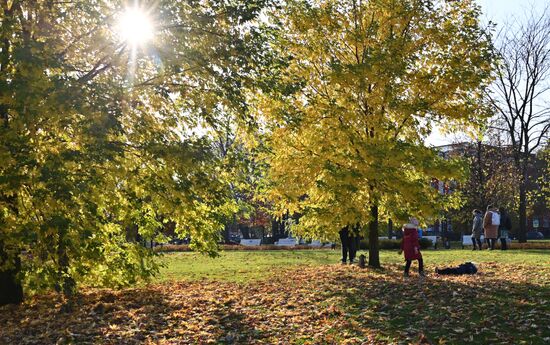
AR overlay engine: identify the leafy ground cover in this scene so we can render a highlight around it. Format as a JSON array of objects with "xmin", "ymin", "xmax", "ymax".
[{"xmin": 1, "ymin": 249, "xmax": 549, "ymax": 344}]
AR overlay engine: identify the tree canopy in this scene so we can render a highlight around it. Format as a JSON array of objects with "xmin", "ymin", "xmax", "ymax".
[
  {"xmin": 252, "ymin": 0, "xmax": 493, "ymax": 264},
  {"xmin": 0, "ymin": 0, "xmax": 268, "ymax": 296},
  {"xmin": 1, "ymin": 0, "xmax": 497, "ymax": 297}
]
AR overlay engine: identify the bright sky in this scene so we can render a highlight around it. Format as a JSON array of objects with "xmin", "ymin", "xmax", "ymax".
[{"xmin": 426, "ymin": 0, "xmax": 549, "ymax": 147}]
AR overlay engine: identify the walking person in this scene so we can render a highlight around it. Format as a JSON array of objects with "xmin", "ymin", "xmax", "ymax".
[
  {"xmin": 498, "ymin": 207, "xmax": 512, "ymax": 250},
  {"xmin": 339, "ymin": 225, "xmax": 358, "ymax": 264},
  {"xmin": 399, "ymin": 222, "xmax": 424, "ymax": 277},
  {"xmin": 471, "ymin": 209, "xmax": 483, "ymax": 250},
  {"xmin": 483, "ymin": 205, "xmax": 499, "ymax": 250}
]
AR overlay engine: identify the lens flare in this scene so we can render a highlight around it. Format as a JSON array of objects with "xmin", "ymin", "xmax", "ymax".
[{"xmin": 118, "ymin": 7, "xmax": 154, "ymax": 47}]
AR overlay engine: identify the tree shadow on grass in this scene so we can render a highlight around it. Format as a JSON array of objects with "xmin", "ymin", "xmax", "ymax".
[
  {"xmin": 1, "ymin": 263, "xmax": 549, "ymax": 345},
  {"xmin": 321, "ymin": 263, "xmax": 550, "ymax": 344}
]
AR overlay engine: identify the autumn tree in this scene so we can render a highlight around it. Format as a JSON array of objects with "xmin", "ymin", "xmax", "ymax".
[
  {"xmin": 254, "ymin": 0, "xmax": 493, "ymax": 267},
  {"xmin": 209, "ymin": 113, "xmax": 271, "ymax": 242},
  {"xmin": 445, "ymin": 139, "xmax": 520, "ymax": 234},
  {"xmin": 486, "ymin": 6, "xmax": 550, "ymax": 242},
  {"xmin": 0, "ymin": 0, "xmax": 268, "ymax": 304}
]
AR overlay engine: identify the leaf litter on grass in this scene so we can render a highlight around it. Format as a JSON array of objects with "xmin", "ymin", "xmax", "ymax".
[{"xmin": 1, "ymin": 262, "xmax": 549, "ymax": 344}]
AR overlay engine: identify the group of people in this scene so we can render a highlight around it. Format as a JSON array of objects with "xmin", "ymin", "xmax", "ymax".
[
  {"xmin": 338, "ymin": 220, "xmax": 426, "ymax": 277},
  {"xmin": 471, "ymin": 205, "xmax": 512, "ymax": 250},
  {"xmin": 396, "ymin": 206, "xmax": 513, "ymax": 277},
  {"xmin": 338, "ymin": 205, "xmax": 513, "ymax": 277},
  {"xmin": 338, "ymin": 224, "xmax": 361, "ymax": 264}
]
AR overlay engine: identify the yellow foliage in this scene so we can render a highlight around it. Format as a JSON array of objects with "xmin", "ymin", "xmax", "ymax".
[{"xmin": 254, "ymin": 0, "xmax": 493, "ymax": 237}]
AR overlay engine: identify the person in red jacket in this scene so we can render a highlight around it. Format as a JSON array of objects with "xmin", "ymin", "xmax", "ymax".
[{"xmin": 399, "ymin": 223, "xmax": 425, "ymax": 277}]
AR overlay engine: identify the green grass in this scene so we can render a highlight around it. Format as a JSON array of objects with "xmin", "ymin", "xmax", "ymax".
[
  {"xmin": 158, "ymin": 248, "xmax": 550, "ymax": 282},
  {"xmin": 5, "ymin": 248, "xmax": 548, "ymax": 344},
  {"xmin": 158, "ymin": 250, "xmax": 336, "ymax": 282},
  {"xmin": 156, "ymin": 248, "xmax": 550, "ymax": 344}
]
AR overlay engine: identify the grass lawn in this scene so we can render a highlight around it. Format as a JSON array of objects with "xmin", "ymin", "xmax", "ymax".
[
  {"xmin": 158, "ymin": 248, "xmax": 550, "ymax": 282},
  {"xmin": 1, "ymin": 248, "xmax": 549, "ymax": 344}
]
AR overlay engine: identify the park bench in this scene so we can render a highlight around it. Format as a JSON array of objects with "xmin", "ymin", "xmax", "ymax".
[
  {"xmin": 461, "ymin": 235, "xmax": 485, "ymax": 249},
  {"xmin": 240, "ymin": 239, "xmax": 262, "ymax": 246},
  {"xmin": 461, "ymin": 235, "xmax": 510, "ymax": 248},
  {"xmin": 275, "ymin": 238, "xmax": 298, "ymax": 246}
]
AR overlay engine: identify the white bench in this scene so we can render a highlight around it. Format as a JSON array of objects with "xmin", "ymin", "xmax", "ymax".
[
  {"xmin": 462, "ymin": 235, "xmax": 485, "ymax": 246},
  {"xmin": 240, "ymin": 239, "xmax": 261, "ymax": 246},
  {"xmin": 275, "ymin": 238, "xmax": 298, "ymax": 246},
  {"xmin": 462, "ymin": 235, "xmax": 510, "ymax": 248}
]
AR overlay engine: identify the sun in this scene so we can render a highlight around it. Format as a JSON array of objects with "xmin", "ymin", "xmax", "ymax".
[{"xmin": 117, "ymin": 7, "xmax": 154, "ymax": 47}]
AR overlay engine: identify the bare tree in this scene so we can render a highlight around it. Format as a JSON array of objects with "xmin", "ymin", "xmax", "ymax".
[{"xmin": 487, "ymin": 6, "xmax": 550, "ymax": 242}]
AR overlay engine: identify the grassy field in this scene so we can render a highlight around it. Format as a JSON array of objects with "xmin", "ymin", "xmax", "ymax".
[
  {"xmin": 2, "ymin": 248, "xmax": 549, "ymax": 344},
  {"xmin": 158, "ymin": 248, "xmax": 550, "ymax": 282}
]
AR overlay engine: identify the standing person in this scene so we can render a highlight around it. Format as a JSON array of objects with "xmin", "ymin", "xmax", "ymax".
[
  {"xmin": 498, "ymin": 207, "xmax": 512, "ymax": 250},
  {"xmin": 339, "ymin": 225, "xmax": 358, "ymax": 264},
  {"xmin": 471, "ymin": 209, "xmax": 483, "ymax": 250},
  {"xmin": 483, "ymin": 205, "xmax": 499, "ymax": 250},
  {"xmin": 399, "ymin": 223, "xmax": 424, "ymax": 277}
]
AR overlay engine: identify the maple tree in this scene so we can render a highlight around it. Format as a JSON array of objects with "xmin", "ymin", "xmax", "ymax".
[
  {"xmin": 254, "ymin": 0, "xmax": 493, "ymax": 267},
  {"xmin": 0, "ymin": 0, "xmax": 269, "ymax": 303}
]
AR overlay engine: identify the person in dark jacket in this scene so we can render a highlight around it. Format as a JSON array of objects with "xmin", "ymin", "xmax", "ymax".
[
  {"xmin": 399, "ymin": 223, "xmax": 424, "ymax": 277},
  {"xmin": 436, "ymin": 262, "xmax": 477, "ymax": 275},
  {"xmin": 339, "ymin": 225, "xmax": 358, "ymax": 264},
  {"xmin": 498, "ymin": 207, "xmax": 512, "ymax": 250},
  {"xmin": 471, "ymin": 209, "xmax": 483, "ymax": 250}
]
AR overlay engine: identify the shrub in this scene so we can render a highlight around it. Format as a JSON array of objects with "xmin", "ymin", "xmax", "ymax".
[
  {"xmin": 261, "ymin": 237, "xmax": 276, "ymax": 245},
  {"xmin": 419, "ymin": 238, "xmax": 434, "ymax": 249},
  {"xmin": 359, "ymin": 239, "xmax": 401, "ymax": 250},
  {"xmin": 358, "ymin": 238, "xmax": 433, "ymax": 250},
  {"xmin": 499, "ymin": 241, "xmax": 550, "ymax": 250}
]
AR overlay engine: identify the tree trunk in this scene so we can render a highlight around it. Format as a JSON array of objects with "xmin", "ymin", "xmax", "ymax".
[
  {"xmin": 368, "ymin": 204, "xmax": 380, "ymax": 268},
  {"xmin": 518, "ymin": 180, "xmax": 527, "ymax": 243},
  {"xmin": 223, "ymin": 223, "xmax": 231, "ymax": 243},
  {"xmin": 241, "ymin": 225, "xmax": 250, "ymax": 239},
  {"xmin": 388, "ymin": 219, "xmax": 393, "ymax": 239},
  {"xmin": 271, "ymin": 220, "xmax": 279, "ymax": 240},
  {"xmin": 476, "ymin": 141, "xmax": 486, "ymax": 208},
  {"xmin": 0, "ymin": 243, "xmax": 24, "ymax": 306},
  {"xmin": 55, "ymin": 225, "xmax": 75, "ymax": 299}
]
